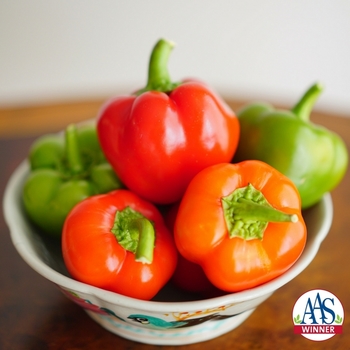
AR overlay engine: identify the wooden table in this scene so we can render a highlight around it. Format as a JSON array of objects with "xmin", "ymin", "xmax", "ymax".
[{"xmin": 1, "ymin": 98, "xmax": 349, "ymax": 349}]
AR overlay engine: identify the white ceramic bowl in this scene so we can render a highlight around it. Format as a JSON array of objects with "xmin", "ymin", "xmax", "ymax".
[{"xmin": 4, "ymin": 160, "xmax": 333, "ymax": 346}]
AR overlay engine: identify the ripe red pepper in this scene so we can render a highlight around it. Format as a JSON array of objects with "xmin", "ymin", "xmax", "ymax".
[
  {"xmin": 174, "ymin": 160, "xmax": 307, "ymax": 292},
  {"xmin": 62, "ymin": 189, "xmax": 177, "ymax": 300},
  {"xmin": 164, "ymin": 203, "xmax": 222, "ymax": 297},
  {"xmin": 97, "ymin": 39, "xmax": 239, "ymax": 204}
]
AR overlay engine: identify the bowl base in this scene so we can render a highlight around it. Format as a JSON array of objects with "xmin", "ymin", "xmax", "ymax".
[{"xmin": 85, "ymin": 308, "xmax": 255, "ymax": 346}]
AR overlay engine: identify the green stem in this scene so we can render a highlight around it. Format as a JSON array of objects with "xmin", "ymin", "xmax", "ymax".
[
  {"xmin": 136, "ymin": 38, "xmax": 180, "ymax": 95},
  {"xmin": 65, "ymin": 124, "xmax": 84, "ymax": 175},
  {"xmin": 111, "ymin": 207, "xmax": 155, "ymax": 264},
  {"xmin": 291, "ymin": 82, "xmax": 323, "ymax": 122},
  {"xmin": 133, "ymin": 218, "xmax": 155, "ymax": 264},
  {"xmin": 221, "ymin": 183, "xmax": 298, "ymax": 240},
  {"xmin": 234, "ymin": 198, "xmax": 298, "ymax": 223}
]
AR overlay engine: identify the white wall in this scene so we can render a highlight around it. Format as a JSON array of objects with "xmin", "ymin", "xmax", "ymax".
[{"xmin": 1, "ymin": 0, "xmax": 350, "ymax": 115}]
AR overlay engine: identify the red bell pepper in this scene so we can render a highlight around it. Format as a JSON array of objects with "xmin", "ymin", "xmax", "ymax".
[
  {"xmin": 174, "ymin": 160, "xmax": 307, "ymax": 292},
  {"xmin": 164, "ymin": 203, "xmax": 222, "ymax": 297},
  {"xmin": 97, "ymin": 39, "xmax": 239, "ymax": 204},
  {"xmin": 62, "ymin": 189, "xmax": 178, "ymax": 300}
]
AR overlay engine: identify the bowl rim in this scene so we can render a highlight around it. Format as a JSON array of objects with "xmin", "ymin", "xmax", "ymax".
[{"xmin": 4, "ymin": 160, "xmax": 333, "ymax": 313}]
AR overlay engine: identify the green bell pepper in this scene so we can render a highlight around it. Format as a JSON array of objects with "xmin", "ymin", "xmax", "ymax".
[
  {"xmin": 234, "ymin": 83, "xmax": 348, "ymax": 209},
  {"xmin": 22, "ymin": 123, "xmax": 124, "ymax": 237}
]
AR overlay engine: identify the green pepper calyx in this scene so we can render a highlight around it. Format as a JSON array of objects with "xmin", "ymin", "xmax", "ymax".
[
  {"xmin": 221, "ymin": 183, "xmax": 298, "ymax": 240},
  {"xmin": 64, "ymin": 124, "xmax": 85, "ymax": 176},
  {"xmin": 111, "ymin": 206, "xmax": 155, "ymax": 264},
  {"xmin": 63, "ymin": 124, "xmax": 123, "ymax": 192},
  {"xmin": 136, "ymin": 38, "xmax": 181, "ymax": 95}
]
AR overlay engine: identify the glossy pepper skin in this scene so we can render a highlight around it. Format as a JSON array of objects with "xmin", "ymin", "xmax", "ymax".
[
  {"xmin": 234, "ymin": 83, "xmax": 348, "ymax": 209},
  {"xmin": 22, "ymin": 124, "xmax": 123, "ymax": 237},
  {"xmin": 62, "ymin": 189, "xmax": 178, "ymax": 300},
  {"xmin": 97, "ymin": 39, "xmax": 239, "ymax": 204},
  {"xmin": 174, "ymin": 161, "xmax": 306, "ymax": 292}
]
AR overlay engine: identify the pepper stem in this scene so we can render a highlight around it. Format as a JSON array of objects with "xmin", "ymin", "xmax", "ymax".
[
  {"xmin": 65, "ymin": 124, "xmax": 84, "ymax": 175},
  {"xmin": 133, "ymin": 218, "xmax": 155, "ymax": 264},
  {"xmin": 221, "ymin": 183, "xmax": 298, "ymax": 240},
  {"xmin": 291, "ymin": 82, "xmax": 323, "ymax": 122},
  {"xmin": 111, "ymin": 207, "xmax": 155, "ymax": 264},
  {"xmin": 234, "ymin": 198, "xmax": 298, "ymax": 223},
  {"xmin": 136, "ymin": 38, "xmax": 180, "ymax": 95}
]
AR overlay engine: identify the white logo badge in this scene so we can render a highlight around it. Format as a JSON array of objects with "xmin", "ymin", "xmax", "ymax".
[{"xmin": 293, "ymin": 289, "xmax": 344, "ymax": 341}]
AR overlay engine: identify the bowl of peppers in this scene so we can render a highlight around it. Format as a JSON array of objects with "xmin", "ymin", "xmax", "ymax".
[{"xmin": 3, "ymin": 39, "xmax": 346, "ymax": 346}]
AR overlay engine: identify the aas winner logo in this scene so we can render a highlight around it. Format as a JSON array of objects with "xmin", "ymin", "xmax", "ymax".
[{"xmin": 292, "ymin": 289, "xmax": 344, "ymax": 341}]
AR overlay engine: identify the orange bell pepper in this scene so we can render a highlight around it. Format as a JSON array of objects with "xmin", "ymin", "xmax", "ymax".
[{"xmin": 174, "ymin": 160, "xmax": 307, "ymax": 292}]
